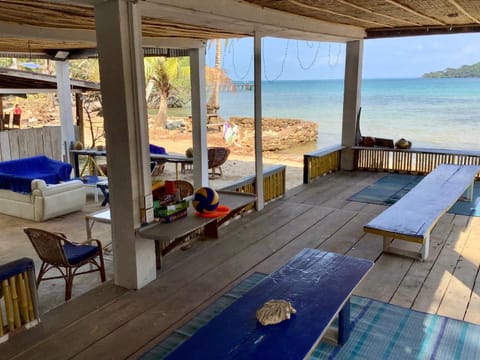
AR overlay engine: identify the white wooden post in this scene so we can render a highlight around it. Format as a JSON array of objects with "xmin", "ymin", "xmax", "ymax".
[
  {"xmin": 189, "ymin": 47, "xmax": 209, "ymax": 188},
  {"xmin": 55, "ymin": 60, "xmax": 76, "ymax": 161},
  {"xmin": 254, "ymin": 33, "xmax": 264, "ymax": 210},
  {"xmin": 94, "ymin": 0, "xmax": 156, "ymax": 289},
  {"xmin": 341, "ymin": 40, "xmax": 363, "ymax": 171}
]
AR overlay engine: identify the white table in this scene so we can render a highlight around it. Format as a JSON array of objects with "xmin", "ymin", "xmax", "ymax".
[{"xmin": 85, "ymin": 208, "xmax": 111, "ymax": 240}]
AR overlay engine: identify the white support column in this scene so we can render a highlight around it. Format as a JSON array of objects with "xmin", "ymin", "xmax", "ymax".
[
  {"xmin": 189, "ymin": 47, "xmax": 209, "ymax": 188},
  {"xmin": 341, "ymin": 40, "xmax": 363, "ymax": 170},
  {"xmin": 55, "ymin": 60, "xmax": 76, "ymax": 161},
  {"xmin": 254, "ymin": 33, "xmax": 264, "ymax": 210},
  {"xmin": 94, "ymin": 0, "xmax": 156, "ymax": 289}
]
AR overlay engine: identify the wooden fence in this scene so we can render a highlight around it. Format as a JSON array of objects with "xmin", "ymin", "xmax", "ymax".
[
  {"xmin": 221, "ymin": 164, "xmax": 286, "ymax": 205},
  {"xmin": 0, "ymin": 126, "xmax": 63, "ymax": 161},
  {"xmin": 303, "ymin": 145, "xmax": 345, "ymax": 184},
  {"xmin": 353, "ymin": 146, "xmax": 480, "ymax": 179}
]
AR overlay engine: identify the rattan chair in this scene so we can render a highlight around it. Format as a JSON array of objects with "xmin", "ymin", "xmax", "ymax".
[
  {"xmin": 24, "ymin": 228, "xmax": 106, "ymax": 301},
  {"xmin": 174, "ymin": 180, "xmax": 194, "ymax": 199},
  {"xmin": 208, "ymin": 147, "xmax": 230, "ymax": 177}
]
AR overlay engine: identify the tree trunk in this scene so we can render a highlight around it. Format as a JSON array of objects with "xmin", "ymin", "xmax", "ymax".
[
  {"xmin": 145, "ymin": 79, "xmax": 155, "ymax": 103},
  {"xmin": 207, "ymin": 39, "xmax": 222, "ymax": 115},
  {"xmin": 157, "ymin": 92, "xmax": 168, "ymax": 128}
]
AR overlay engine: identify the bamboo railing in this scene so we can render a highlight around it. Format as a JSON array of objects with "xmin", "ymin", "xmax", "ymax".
[
  {"xmin": 0, "ymin": 258, "xmax": 40, "ymax": 343},
  {"xmin": 303, "ymin": 145, "xmax": 345, "ymax": 184},
  {"xmin": 353, "ymin": 147, "xmax": 480, "ymax": 179},
  {"xmin": 220, "ymin": 164, "xmax": 286, "ymax": 205}
]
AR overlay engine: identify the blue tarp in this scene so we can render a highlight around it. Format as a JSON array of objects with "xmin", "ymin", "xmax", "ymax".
[{"xmin": 0, "ymin": 155, "xmax": 72, "ymax": 193}]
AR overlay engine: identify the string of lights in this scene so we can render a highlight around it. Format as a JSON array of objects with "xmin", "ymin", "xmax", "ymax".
[
  {"xmin": 262, "ymin": 38, "xmax": 290, "ymax": 81},
  {"xmin": 296, "ymin": 40, "xmax": 321, "ymax": 70}
]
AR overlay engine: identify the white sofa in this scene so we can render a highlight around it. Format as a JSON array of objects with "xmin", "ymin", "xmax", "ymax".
[{"xmin": 0, "ymin": 179, "xmax": 85, "ymax": 221}]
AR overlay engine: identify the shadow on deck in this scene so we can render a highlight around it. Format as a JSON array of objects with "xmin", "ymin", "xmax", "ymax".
[{"xmin": 2, "ymin": 170, "xmax": 480, "ymax": 359}]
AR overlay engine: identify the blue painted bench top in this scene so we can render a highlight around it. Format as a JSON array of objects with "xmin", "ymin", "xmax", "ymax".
[{"xmin": 166, "ymin": 248, "xmax": 373, "ymax": 360}]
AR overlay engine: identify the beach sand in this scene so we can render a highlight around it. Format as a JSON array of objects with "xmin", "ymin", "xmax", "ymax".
[{"xmin": 148, "ymin": 127, "xmax": 305, "ymax": 190}]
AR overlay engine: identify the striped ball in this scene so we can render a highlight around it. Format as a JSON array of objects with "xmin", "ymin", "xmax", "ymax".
[{"xmin": 192, "ymin": 187, "xmax": 219, "ymax": 214}]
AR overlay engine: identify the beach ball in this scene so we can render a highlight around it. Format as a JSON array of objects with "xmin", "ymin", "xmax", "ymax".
[{"xmin": 192, "ymin": 187, "xmax": 219, "ymax": 214}]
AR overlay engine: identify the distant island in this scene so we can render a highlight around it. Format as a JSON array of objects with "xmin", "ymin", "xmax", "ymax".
[{"xmin": 423, "ymin": 62, "xmax": 480, "ymax": 78}]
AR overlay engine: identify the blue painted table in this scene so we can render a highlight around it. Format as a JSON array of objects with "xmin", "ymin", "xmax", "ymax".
[{"xmin": 165, "ymin": 248, "xmax": 373, "ymax": 359}]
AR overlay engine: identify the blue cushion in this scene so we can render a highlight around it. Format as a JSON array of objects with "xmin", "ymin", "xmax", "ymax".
[
  {"xmin": 63, "ymin": 243, "xmax": 98, "ymax": 265},
  {"xmin": 149, "ymin": 144, "xmax": 167, "ymax": 155},
  {"xmin": 0, "ymin": 257, "xmax": 35, "ymax": 282}
]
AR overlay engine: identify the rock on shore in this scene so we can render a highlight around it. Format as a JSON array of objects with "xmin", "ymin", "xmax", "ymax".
[{"xmin": 228, "ymin": 117, "xmax": 318, "ymax": 151}]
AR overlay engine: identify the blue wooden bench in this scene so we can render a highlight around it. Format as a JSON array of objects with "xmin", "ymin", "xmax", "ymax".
[
  {"xmin": 165, "ymin": 248, "xmax": 373, "ymax": 359},
  {"xmin": 364, "ymin": 164, "xmax": 480, "ymax": 260}
]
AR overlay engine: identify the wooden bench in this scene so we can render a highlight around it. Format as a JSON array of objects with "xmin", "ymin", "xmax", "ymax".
[
  {"xmin": 165, "ymin": 248, "xmax": 373, "ymax": 359},
  {"xmin": 364, "ymin": 164, "xmax": 480, "ymax": 261},
  {"xmin": 138, "ymin": 191, "xmax": 257, "ymax": 268}
]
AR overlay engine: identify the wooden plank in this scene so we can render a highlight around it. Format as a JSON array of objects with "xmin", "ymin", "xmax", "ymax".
[
  {"xmin": 412, "ymin": 224, "xmax": 470, "ymax": 314},
  {"xmin": 7, "ymin": 130, "xmax": 19, "ymax": 159},
  {"xmin": 2, "ymin": 282, "xmax": 129, "ymax": 358},
  {"xmin": 0, "ymin": 130, "xmax": 10, "ymax": 160},
  {"xmin": 320, "ymin": 212, "xmax": 374, "ymax": 255},
  {"xmin": 437, "ymin": 220, "xmax": 480, "ymax": 320},
  {"xmin": 344, "ymin": 231, "xmax": 383, "ymax": 263},
  {"xmin": 389, "ymin": 221, "xmax": 453, "ymax": 308},
  {"xmin": 253, "ymin": 206, "xmax": 337, "ymax": 274},
  {"xmin": 464, "ymin": 217, "xmax": 480, "ymax": 323},
  {"xmin": 354, "ymin": 254, "xmax": 413, "ymax": 303}
]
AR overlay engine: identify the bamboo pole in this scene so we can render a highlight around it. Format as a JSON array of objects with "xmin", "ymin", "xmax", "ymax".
[
  {"xmin": 17, "ymin": 273, "xmax": 30, "ymax": 323},
  {"xmin": 24, "ymin": 273, "xmax": 35, "ymax": 321},
  {"xmin": 0, "ymin": 300, "xmax": 4, "ymax": 336},
  {"xmin": 2, "ymin": 279, "xmax": 14, "ymax": 331},
  {"xmin": 9, "ymin": 277, "xmax": 21, "ymax": 328}
]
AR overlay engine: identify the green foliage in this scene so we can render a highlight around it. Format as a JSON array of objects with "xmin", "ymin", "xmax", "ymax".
[
  {"xmin": 69, "ymin": 59, "xmax": 100, "ymax": 82},
  {"xmin": 423, "ymin": 62, "xmax": 480, "ymax": 78},
  {"xmin": 0, "ymin": 58, "xmax": 12, "ymax": 68}
]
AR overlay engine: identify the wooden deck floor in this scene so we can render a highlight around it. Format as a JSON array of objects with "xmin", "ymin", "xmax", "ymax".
[{"xmin": 3, "ymin": 170, "xmax": 480, "ymax": 359}]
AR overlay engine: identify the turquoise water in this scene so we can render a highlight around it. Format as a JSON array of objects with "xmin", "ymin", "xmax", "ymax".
[{"xmin": 217, "ymin": 78, "xmax": 480, "ymax": 151}]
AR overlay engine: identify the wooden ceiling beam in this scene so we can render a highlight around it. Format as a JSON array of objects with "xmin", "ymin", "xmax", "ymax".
[
  {"xmin": 286, "ymin": 0, "xmax": 391, "ymax": 28},
  {"xmin": 384, "ymin": 0, "xmax": 446, "ymax": 25},
  {"xmin": 0, "ymin": 21, "xmax": 96, "ymax": 44},
  {"xmin": 366, "ymin": 24, "xmax": 480, "ymax": 38},
  {"xmin": 448, "ymin": 0, "xmax": 480, "ymax": 24},
  {"xmin": 334, "ymin": 0, "xmax": 420, "ymax": 26},
  {"xmin": 140, "ymin": 0, "xmax": 365, "ymax": 41}
]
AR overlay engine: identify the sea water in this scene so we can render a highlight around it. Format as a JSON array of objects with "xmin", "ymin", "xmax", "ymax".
[{"xmin": 217, "ymin": 78, "xmax": 480, "ymax": 152}]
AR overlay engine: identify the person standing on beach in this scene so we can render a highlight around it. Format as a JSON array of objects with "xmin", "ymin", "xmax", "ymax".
[{"xmin": 13, "ymin": 104, "xmax": 21, "ymax": 116}]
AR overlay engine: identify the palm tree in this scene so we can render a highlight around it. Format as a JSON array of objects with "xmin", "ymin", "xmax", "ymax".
[
  {"xmin": 206, "ymin": 39, "xmax": 235, "ymax": 119},
  {"xmin": 144, "ymin": 57, "xmax": 190, "ymax": 129}
]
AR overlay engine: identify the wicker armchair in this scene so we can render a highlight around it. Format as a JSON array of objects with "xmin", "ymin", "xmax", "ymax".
[
  {"xmin": 24, "ymin": 228, "xmax": 106, "ymax": 301},
  {"xmin": 208, "ymin": 147, "xmax": 230, "ymax": 177},
  {"xmin": 174, "ymin": 180, "xmax": 194, "ymax": 199}
]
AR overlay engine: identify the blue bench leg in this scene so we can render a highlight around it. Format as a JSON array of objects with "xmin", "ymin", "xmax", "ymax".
[{"xmin": 338, "ymin": 298, "xmax": 351, "ymax": 345}]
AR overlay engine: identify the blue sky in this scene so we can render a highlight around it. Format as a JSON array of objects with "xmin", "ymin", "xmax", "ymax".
[{"xmin": 206, "ymin": 33, "xmax": 480, "ymax": 81}]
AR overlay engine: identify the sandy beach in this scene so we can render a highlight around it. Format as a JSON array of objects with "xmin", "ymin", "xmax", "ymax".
[{"xmin": 148, "ymin": 126, "xmax": 305, "ymax": 190}]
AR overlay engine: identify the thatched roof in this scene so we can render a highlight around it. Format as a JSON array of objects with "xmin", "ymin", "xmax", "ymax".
[{"xmin": 0, "ymin": 1, "xmax": 479, "ymax": 58}]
